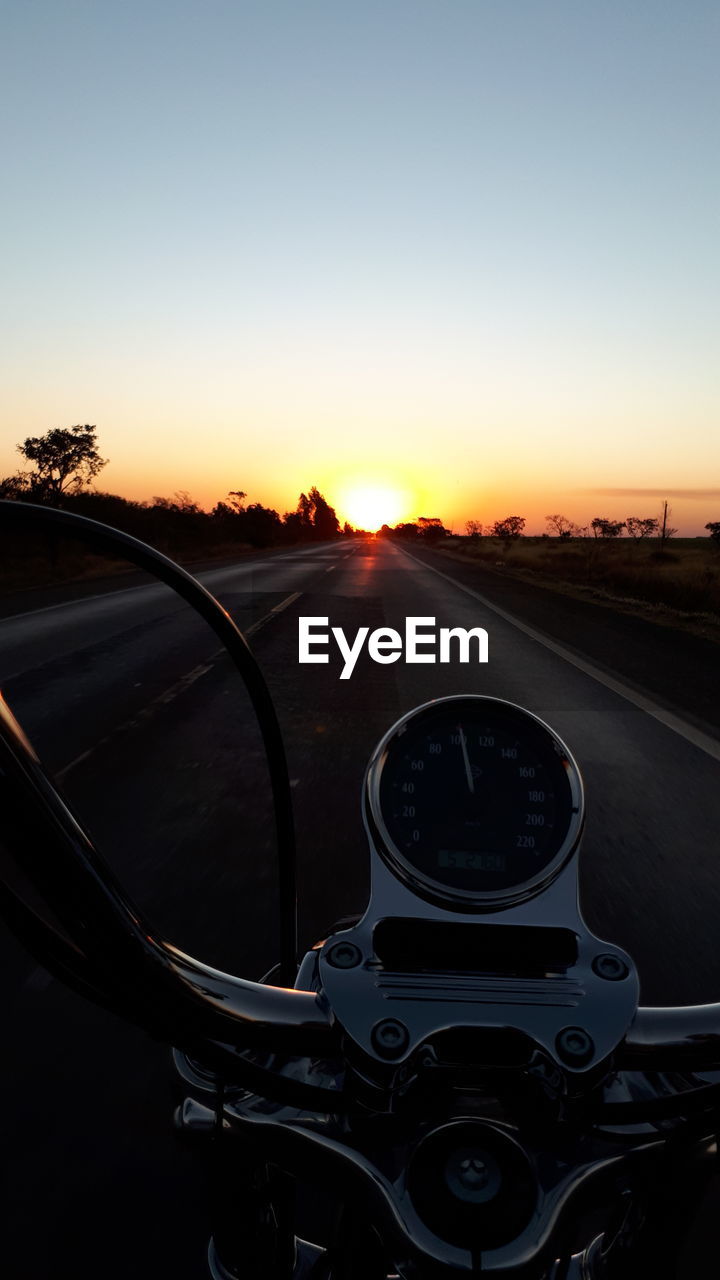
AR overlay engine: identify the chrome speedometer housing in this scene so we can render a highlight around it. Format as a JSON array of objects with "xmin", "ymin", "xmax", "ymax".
[
  {"xmin": 364, "ymin": 695, "xmax": 584, "ymax": 910},
  {"xmin": 323, "ymin": 695, "xmax": 635, "ymax": 1084}
]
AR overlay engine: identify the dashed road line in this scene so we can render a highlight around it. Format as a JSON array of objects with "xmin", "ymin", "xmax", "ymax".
[
  {"xmin": 245, "ymin": 590, "xmax": 302, "ymax": 636},
  {"xmin": 55, "ymin": 589, "xmax": 304, "ymax": 781},
  {"xmin": 55, "ymin": 659, "xmax": 216, "ymax": 781}
]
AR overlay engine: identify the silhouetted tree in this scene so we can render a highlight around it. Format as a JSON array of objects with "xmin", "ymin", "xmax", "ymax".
[
  {"xmin": 282, "ymin": 488, "xmax": 339, "ymax": 541},
  {"xmin": 308, "ymin": 486, "xmax": 340, "ymax": 539},
  {"xmin": 705, "ymin": 522, "xmax": 720, "ymax": 547},
  {"xmin": 393, "ymin": 522, "xmax": 420, "ymax": 540},
  {"xmin": 150, "ymin": 490, "xmax": 200, "ymax": 513},
  {"xmin": 0, "ymin": 474, "xmax": 31, "ymax": 500},
  {"xmin": 626, "ymin": 516, "xmax": 660, "ymax": 540},
  {"xmin": 545, "ymin": 514, "xmax": 574, "ymax": 537},
  {"xmin": 295, "ymin": 492, "xmax": 314, "ymax": 533},
  {"xmin": 243, "ymin": 502, "xmax": 282, "ymax": 546},
  {"xmin": 17, "ymin": 424, "xmax": 107, "ymax": 499},
  {"xmin": 418, "ymin": 516, "xmax": 448, "ymax": 542},
  {"xmin": 211, "ymin": 500, "xmax": 236, "ymax": 519},
  {"xmin": 465, "ymin": 520, "xmax": 483, "ymax": 538},
  {"xmin": 282, "ymin": 511, "xmax": 305, "ymax": 540},
  {"xmin": 491, "ymin": 516, "xmax": 526, "ymax": 540},
  {"xmin": 591, "ymin": 517, "xmax": 625, "ymax": 539}
]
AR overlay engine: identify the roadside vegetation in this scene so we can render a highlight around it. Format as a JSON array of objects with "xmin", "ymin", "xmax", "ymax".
[
  {"xmin": 0, "ymin": 426, "xmax": 350, "ymax": 591},
  {"xmin": 381, "ymin": 510, "xmax": 720, "ymax": 629},
  {"xmin": 437, "ymin": 531, "xmax": 720, "ymax": 628}
]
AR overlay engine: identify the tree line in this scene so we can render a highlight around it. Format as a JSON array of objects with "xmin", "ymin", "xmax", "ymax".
[
  {"xmin": 0, "ymin": 425, "xmax": 347, "ymax": 552},
  {"xmin": 4, "ymin": 425, "xmax": 719, "ymax": 551},
  {"xmin": 383, "ymin": 509, "xmax": 720, "ymax": 546},
  {"xmin": 466, "ymin": 506, "xmax": 720, "ymax": 546}
]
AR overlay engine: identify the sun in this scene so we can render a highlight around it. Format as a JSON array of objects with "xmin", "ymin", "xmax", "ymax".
[{"xmin": 342, "ymin": 484, "xmax": 407, "ymax": 532}]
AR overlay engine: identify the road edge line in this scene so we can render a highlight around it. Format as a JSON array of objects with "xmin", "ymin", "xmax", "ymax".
[{"xmin": 398, "ymin": 546, "xmax": 720, "ymax": 764}]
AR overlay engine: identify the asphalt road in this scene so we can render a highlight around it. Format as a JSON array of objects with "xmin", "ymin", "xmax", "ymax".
[{"xmin": 1, "ymin": 536, "xmax": 720, "ymax": 1277}]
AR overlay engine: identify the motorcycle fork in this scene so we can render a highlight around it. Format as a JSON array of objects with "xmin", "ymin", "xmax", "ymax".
[
  {"xmin": 207, "ymin": 1138, "xmax": 296, "ymax": 1280},
  {"xmin": 186, "ymin": 1072, "xmax": 290, "ymax": 1280}
]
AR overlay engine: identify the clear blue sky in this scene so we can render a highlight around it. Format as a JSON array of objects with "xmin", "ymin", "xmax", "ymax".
[{"xmin": 2, "ymin": 1, "xmax": 718, "ymax": 531}]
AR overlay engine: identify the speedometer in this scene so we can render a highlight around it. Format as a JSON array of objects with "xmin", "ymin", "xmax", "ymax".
[{"xmin": 364, "ymin": 696, "xmax": 584, "ymax": 908}]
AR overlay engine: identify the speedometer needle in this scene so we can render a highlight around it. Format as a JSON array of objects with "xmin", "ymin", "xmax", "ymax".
[{"xmin": 457, "ymin": 724, "xmax": 475, "ymax": 794}]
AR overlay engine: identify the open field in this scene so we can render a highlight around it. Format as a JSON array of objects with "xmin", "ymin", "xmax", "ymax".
[{"xmin": 438, "ymin": 536, "xmax": 720, "ymax": 637}]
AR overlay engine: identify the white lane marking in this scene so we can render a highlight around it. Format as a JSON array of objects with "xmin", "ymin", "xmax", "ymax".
[
  {"xmin": 57, "ymin": 747, "xmax": 93, "ymax": 776},
  {"xmin": 399, "ymin": 547, "xmax": 720, "ymax": 764},
  {"xmin": 271, "ymin": 590, "xmax": 302, "ymax": 612},
  {"xmin": 55, "ymin": 590, "xmax": 303, "ymax": 780},
  {"xmin": 324, "ymin": 565, "xmax": 336, "ymax": 573},
  {"xmin": 246, "ymin": 590, "xmax": 301, "ymax": 636},
  {"xmin": 56, "ymin": 660, "xmax": 215, "ymax": 780}
]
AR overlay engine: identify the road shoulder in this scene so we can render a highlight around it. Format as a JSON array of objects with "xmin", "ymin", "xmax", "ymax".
[{"xmin": 409, "ymin": 545, "xmax": 720, "ymax": 739}]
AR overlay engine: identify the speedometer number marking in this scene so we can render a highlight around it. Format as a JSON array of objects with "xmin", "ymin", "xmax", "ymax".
[{"xmin": 370, "ymin": 697, "xmax": 582, "ymax": 904}]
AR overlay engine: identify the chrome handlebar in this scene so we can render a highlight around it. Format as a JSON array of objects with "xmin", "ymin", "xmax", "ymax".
[
  {"xmin": 3, "ymin": 691, "xmax": 720, "ymax": 1076},
  {"xmin": 621, "ymin": 1004, "xmax": 720, "ymax": 1070},
  {"xmin": 0, "ymin": 695, "xmax": 335, "ymax": 1063}
]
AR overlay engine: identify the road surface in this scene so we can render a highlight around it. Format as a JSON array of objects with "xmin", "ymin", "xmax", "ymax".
[{"xmin": 1, "ymin": 537, "xmax": 719, "ymax": 1277}]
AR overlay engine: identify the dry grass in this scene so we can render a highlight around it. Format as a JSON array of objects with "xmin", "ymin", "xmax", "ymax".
[{"xmin": 440, "ymin": 537, "xmax": 720, "ymax": 627}]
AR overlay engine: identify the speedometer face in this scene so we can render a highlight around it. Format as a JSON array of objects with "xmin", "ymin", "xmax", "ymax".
[{"xmin": 365, "ymin": 697, "xmax": 583, "ymax": 906}]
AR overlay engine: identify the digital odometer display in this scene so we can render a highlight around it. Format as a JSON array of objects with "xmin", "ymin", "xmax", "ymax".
[{"xmin": 367, "ymin": 697, "xmax": 582, "ymax": 904}]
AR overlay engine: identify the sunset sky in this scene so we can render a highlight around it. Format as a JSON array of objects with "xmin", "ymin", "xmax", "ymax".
[{"xmin": 2, "ymin": 2, "xmax": 719, "ymax": 534}]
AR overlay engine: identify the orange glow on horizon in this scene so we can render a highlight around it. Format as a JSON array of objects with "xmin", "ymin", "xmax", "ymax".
[
  {"xmin": 339, "ymin": 484, "xmax": 409, "ymax": 531},
  {"xmin": 73, "ymin": 471, "xmax": 712, "ymax": 537},
  {"xmin": 1, "ymin": 437, "xmax": 715, "ymax": 537}
]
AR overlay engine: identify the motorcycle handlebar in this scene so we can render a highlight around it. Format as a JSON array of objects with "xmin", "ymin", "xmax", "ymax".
[
  {"xmin": 0, "ymin": 696, "xmax": 336, "ymax": 1060},
  {"xmin": 620, "ymin": 1005, "xmax": 720, "ymax": 1071},
  {"xmin": 4, "ymin": 691, "xmax": 720, "ymax": 1072}
]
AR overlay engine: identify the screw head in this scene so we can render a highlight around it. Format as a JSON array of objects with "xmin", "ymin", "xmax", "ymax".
[
  {"xmin": 371, "ymin": 1018, "xmax": 410, "ymax": 1059},
  {"xmin": 444, "ymin": 1148, "xmax": 502, "ymax": 1204},
  {"xmin": 326, "ymin": 941, "xmax": 362, "ymax": 969},
  {"xmin": 459, "ymin": 1157, "xmax": 488, "ymax": 1187},
  {"xmin": 592, "ymin": 953, "xmax": 629, "ymax": 981},
  {"xmin": 556, "ymin": 1026, "xmax": 594, "ymax": 1066}
]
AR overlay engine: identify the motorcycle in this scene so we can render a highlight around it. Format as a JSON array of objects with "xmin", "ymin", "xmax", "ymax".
[{"xmin": 1, "ymin": 499, "xmax": 720, "ymax": 1279}]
